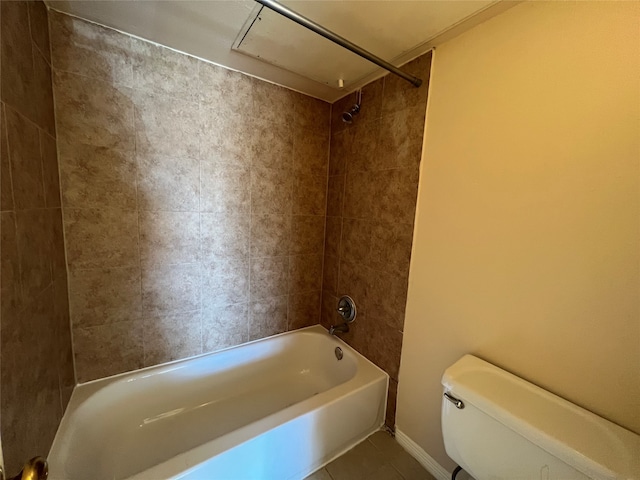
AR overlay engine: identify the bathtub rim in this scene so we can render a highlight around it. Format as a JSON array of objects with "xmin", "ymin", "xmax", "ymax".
[
  {"xmin": 50, "ymin": 325, "xmax": 390, "ymax": 480},
  {"xmin": 64, "ymin": 325, "xmax": 386, "ymax": 405}
]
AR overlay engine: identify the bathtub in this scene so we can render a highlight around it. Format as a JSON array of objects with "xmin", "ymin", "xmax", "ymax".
[{"xmin": 48, "ymin": 325, "xmax": 388, "ymax": 480}]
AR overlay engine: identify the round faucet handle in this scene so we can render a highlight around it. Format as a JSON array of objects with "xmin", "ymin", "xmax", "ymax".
[{"xmin": 336, "ymin": 295, "xmax": 356, "ymax": 322}]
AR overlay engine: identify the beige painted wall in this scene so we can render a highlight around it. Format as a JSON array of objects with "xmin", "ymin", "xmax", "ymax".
[{"xmin": 397, "ymin": 1, "xmax": 640, "ymax": 471}]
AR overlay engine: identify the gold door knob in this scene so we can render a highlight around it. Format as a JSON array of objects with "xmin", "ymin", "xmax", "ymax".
[{"xmin": 9, "ymin": 457, "xmax": 48, "ymax": 480}]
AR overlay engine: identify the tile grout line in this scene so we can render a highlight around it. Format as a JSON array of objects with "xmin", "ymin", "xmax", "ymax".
[{"xmin": 47, "ymin": 26, "xmax": 80, "ymax": 391}]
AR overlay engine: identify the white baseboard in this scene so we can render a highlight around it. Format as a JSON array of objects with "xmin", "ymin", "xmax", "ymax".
[{"xmin": 394, "ymin": 429, "xmax": 450, "ymax": 480}]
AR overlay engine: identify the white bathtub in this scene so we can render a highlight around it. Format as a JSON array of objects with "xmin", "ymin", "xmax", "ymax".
[{"xmin": 49, "ymin": 325, "xmax": 388, "ymax": 480}]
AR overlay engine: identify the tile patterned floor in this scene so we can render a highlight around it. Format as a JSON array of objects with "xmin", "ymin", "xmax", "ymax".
[{"xmin": 305, "ymin": 431, "xmax": 436, "ymax": 480}]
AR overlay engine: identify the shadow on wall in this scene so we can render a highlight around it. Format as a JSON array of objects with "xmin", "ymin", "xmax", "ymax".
[{"xmin": 48, "ymin": 10, "xmax": 331, "ymax": 383}]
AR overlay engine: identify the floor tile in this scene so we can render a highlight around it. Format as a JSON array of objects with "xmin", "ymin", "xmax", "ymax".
[
  {"xmin": 368, "ymin": 430, "xmax": 407, "ymax": 459},
  {"xmin": 369, "ymin": 463, "xmax": 405, "ymax": 480},
  {"xmin": 389, "ymin": 449, "xmax": 436, "ymax": 480},
  {"xmin": 306, "ymin": 430, "xmax": 436, "ymax": 480},
  {"xmin": 325, "ymin": 438, "xmax": 388, "ymax": 480}
]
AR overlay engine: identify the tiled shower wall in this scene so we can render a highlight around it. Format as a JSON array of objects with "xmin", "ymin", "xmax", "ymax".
[
  {"xmin": 0, "ymin": 1, "xmax": 75, "ymax": 474},
  {"xmin": 49, "ymin": 12, "xmax": 330, "ymax": 382},
  {"xmin": 321, "ymin": 53, "xmax": 432, "ymax": 428}
]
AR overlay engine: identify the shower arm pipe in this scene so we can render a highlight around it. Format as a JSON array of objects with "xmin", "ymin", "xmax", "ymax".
[{"xmin": 254, "ymin": 0, "xmax": 423, "ymax": 88}]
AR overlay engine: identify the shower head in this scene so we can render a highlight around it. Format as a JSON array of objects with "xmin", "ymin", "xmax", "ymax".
[
  {"xmin": 341, "ymin": 104, "xmax": 360, "ymax": 124},
  {"xmin": 341, "ymin": 89, "xmax": 363, "ymax": 124}
]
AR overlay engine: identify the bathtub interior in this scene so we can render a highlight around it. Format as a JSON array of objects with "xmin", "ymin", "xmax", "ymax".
[{"xmin": 50, "ymin": 326, "xmax": 386, "ymax": 480}]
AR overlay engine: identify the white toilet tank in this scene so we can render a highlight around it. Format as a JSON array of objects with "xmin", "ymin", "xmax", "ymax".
[{"xmin": 441, "ymin": 355, "xmax": 640, "ymax": 480}]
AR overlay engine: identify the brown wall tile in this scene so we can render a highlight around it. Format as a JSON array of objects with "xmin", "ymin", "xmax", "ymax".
[
  {"xmin": 200, "ymin": 107, "xmax": 253, "ymax": 169},
  {"xmin": 322, "ymin": 253, "xmax": 339, "ymax": 296},
  {"xmin": 201, "ymin": 164, "xmax": 249, "ymax": 213},
  {"xmin": 358, "ymin": 78, "xmax": 384, "ymax": 125},
  {"xmin": 293, "ymin": 129, "xmax": 329, "ymax": 177},
  {"xmin": 40, "ymin": 132, "xmax": 61, "ymax": 208},
  {"xmin": 326, "ymin": 175, "xmax": 345, "ymax": 218},
  {"xmin": 291, "ymin": 215, "xmax": 325, "ymax": 255},
  {"xmin": 292, "ymin": 94, "xmax": 330, "ymax": 134},
  {"xmin": 1, "ymin": 212, "xmax": 22, "ymax": 317},
  {"xmin": 1, "ymin": 287, "xmax": 63, "ymax": 475},
  {"xmin": 4, "ymin": 106, "xmax": 45, "ymax": 209},
  {"xmin": 340, "ymin": 218, "xmax": 372, "ymax": 266},
  {"xmin": 369, "ymin": 220, "xmax": 413, "ymax": 274},
  {"xmin": 249, "ymin": 296, "xmax": 288, "ymax": 340},
  {"xmin": 199, "ymin": 63, "xmax": 253, "ymax": 111},
  {"xmin": 377, "ymin": 106, "xmax": 425, "ymax": 171},
  {"xmin": 141, "ymin": 263, "xmax": 201, "ymax": 315},
  {"xmin": 381, "ymin": 53, "xmax": 431, "ymax": 115},
  {"xmin": 251, "ymin": 166, "xmax": 292, "ymax": 215},
  {"xmin": 203, "ymin": 303, "xmax": 248, "ymax": 352},
  {"xmin": 64, "ymin": 208, "xmax": 140, "ymax": 270},
  {"xmin": 68, "ymin": 266, "xmax": 142, "ymax": 328},
  {"xmin": 347, "ymin": 122, "xmax": 380, "ymax": 174},
  {"xmin": 31, "ymin": 47, "xmax": 56, "ymax": 135},
  {"xmin": 53, "ymin": 273, "xmax": 75, "ymax": 402},
  {"xmin": 73, "ymin": 320, "xmax": 144, "ymax": 382},
  {"xmin": 1, "ymin": 2, "xmax": 37, "ymax": 124},
  {"xmin": 133, "ymin": 91, "xmax": 200, "ymax": 159},
  {"xmin": 15, "ymin": 209, "xmax": 53, "ymax": 299},
  {"xmin": 28, "ymin": 2, "xmax": 51, "ymax": 63},
  {"xmin": 201, "ymin": 212, "xmax": 250, "ymax": 260},
  {"xmin": 130, "ymin": 39, "xmax": 200, "ymax": 102},
  {"xmin": 252, "ymin": 120, "xmax": 293, "ymax": 171},
  {"xmin": 251, "ymin": 214, "xmax": 291, "ymax": 258},
  {"xmin": 289, "ymin": 291, "xmax": 321, "ymax": 330},
  {"xmin": 343, "ymin": 171, "xmax": 376, "ymax": 219},
  {"xmin": 1, "ymin": 5, "xmax": 74, "ymax": 472},
  {"xmin": 250, "ymin": 256, "xmax": 289, "ymax": 300},
  {"xmin": 143, "ymin": 312, "xmax": 202, "ymax": 366},
  {"xmin": 139, "ymin": 210, "xmax": 200, "ymax": 265},
  {"xmin": 49, "ymin": 10, "xmax": 133, "ymax": 86},
  {"xmin": 324, "ymin": 216, "xmax": 342, "ymax": 258},
  {"xmin": 292, "ymin": 173, "xmax": 327, "ymax": 216},
  {"xmin": 374, "ymin": 168, "xmax": 420, "ymax": 226},
  {"xmin": 136, "ymin": 152, "xmax": 200, "ymax": 212},
  {"xmin": 252, "ymin": 79, "xmax": 294, "ymax": 124},
  {"xmin": 1, "ymin": 106, "xmax": 13, "ymax": 211},
  {"xmin": 367, "ymin": 272, "xmax": 410, "ymax": 332},
  {"xmin": 201, "ymin": 257, "xmax": 249, "ymax": 309},
  {"xmin": 58, "ymin": 140, "xmax": 138, "ymax": 209},
  {"xmin": 362, "ymin": 320, "xmax": 403, "ymax": 381},
  {"xmin": 54, "ymin": 71, "xmax": 134, "ymax": 151},
  {"xmin": 45, "ymin": 208, "xmax": 67, "ymax": 279},
  {"xmin": 329, "ymin": 131, "xmax": 350, "ymax": 176},
  {"xmin": 289, "ymin": 254, "xmax": 323, "ymax": 294}
]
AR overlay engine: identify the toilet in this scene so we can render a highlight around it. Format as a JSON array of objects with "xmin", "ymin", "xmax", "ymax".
[{"xmin": 441, "ymin": 355, "xmax": 640, "ymax": 480}]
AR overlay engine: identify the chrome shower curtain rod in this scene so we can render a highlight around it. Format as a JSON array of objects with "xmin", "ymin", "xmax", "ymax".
[{"xmin": 254, "ymin": 0, "xmax": 423, "ymax": 88}]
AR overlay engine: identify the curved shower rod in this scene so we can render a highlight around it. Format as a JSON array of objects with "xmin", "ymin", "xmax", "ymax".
[{"xmin": 254, "ymin": 0, "xmax": 423, "ymax": 88}]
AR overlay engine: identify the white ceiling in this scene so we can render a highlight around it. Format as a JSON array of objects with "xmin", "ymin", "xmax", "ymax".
[{"xmin": 46, "ymin": 0, "xmax": 515, "ymax": 102}]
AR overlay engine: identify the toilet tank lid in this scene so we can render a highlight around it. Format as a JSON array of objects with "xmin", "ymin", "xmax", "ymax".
[{"xmin": 441, "ymin": 355, "xmax": 640, "ymax": 480}]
